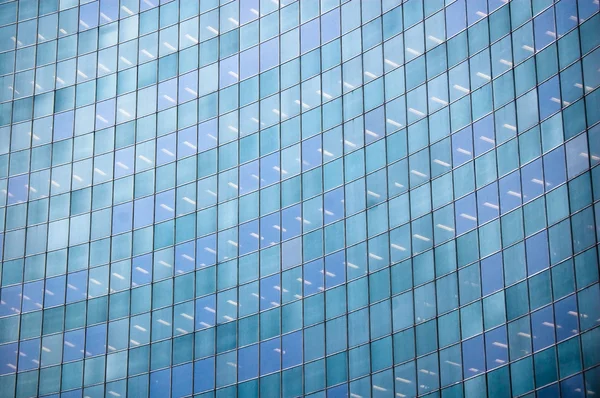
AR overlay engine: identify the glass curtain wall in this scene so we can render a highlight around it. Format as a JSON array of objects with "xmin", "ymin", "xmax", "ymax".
[{"xmin": 0, "ymin": 0, "xmax": 599, "ymax": 396}]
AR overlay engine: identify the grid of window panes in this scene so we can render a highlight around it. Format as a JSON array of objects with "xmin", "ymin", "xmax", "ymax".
[{"xmin": 0, "ymin": 0, "xmax": 599, "ymax": 396}]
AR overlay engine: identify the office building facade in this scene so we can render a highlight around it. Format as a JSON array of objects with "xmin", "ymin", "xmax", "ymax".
[{"xmin": 0, "ymin": 0, "xmax": 599, "ymax": 396}]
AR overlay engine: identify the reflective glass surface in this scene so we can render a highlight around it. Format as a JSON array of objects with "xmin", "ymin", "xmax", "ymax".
[{"xmin": 0, "ymin": 0, "xmax": 599, "ymax": 397}]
